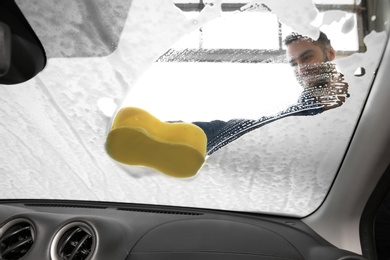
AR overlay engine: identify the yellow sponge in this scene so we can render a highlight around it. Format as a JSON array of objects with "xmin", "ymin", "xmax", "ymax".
[{"xmin": 105, "ymin": 107, "xmax": 207, "ymax": 178}]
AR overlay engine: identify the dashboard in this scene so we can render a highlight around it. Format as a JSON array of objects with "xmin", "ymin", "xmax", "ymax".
[{"xmin": 0, "ymin": 200, "xmax": 366, "ymax": 260}]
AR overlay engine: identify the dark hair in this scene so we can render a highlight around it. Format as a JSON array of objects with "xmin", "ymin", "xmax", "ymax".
[{"xmin": 284, "ymin": 31, "xmax": 331, "ymax": 50}]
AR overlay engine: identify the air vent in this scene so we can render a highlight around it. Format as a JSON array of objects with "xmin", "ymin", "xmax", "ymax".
[
  {"xmin": 51, "ymin": 222, "xmax": 95, "ymax": 260},
  {"xmin": 0, "ymin": 219, "xmax": 34, "ymax": 260}
]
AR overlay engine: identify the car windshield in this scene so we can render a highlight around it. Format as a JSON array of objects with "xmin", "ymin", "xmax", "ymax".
[{"xmin": 0, "ymin": 0, "xmax": 387, "ymax": 217}]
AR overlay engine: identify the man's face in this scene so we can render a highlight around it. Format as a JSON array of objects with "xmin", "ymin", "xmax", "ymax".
[{"xmin": 286, "ymin": 39, "xmax": 334, "ymax": 87}]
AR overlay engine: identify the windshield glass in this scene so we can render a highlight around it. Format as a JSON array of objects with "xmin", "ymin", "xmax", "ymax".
[{"xmin": 0, "ymin": 0, "xmax": 387, "ymax": 217}]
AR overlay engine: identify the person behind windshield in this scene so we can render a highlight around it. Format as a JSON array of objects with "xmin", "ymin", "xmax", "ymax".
[
  {"xmin": 193, "ymin": 31, "xmax": 349, "ymax": 154},
  {"xmin": 105, "ymin": 31, "xmax": 349, "ymax": 178},
  {"xmin": 286, "ymin": 31, "xmax": 336, "ymax": 86}
]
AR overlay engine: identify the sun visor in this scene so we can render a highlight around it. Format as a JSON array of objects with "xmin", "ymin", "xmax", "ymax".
[{"xmin": 0, "ymin": 0, "xmax": 46, "ymax": 85}]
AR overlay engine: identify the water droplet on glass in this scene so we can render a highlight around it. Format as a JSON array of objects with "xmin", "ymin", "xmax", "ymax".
[{"xmin": 354, "ymin": 67, "xmax": 366, "ymax": 77}]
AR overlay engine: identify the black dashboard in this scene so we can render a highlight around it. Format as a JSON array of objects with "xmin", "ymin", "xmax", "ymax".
[{"xmin": 0, "ymin": 200, "xmax": 366, "ymax": 260}]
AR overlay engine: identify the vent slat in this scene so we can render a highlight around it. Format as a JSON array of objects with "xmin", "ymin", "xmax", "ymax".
[
  {"xmin": 58, "ymin": 227, "xmax": 81, "ymax": 254},
  {"xmin": 0, "ymin": 221, "xmax": 34, "ymax": 260},
  {"xmin": 2, "ymin": 237, "xmax": 33, "ymax": 256},
  {"xmin": 69, "ymin": 234, "xmax": 91, "ymax": 260},
  {"xmin": 56, "ymin": 224, "xmax": 94, "ymax": 260},
  {"xmin": 0, "ymin": 225, "xmax": 31, "ymax": 242}
]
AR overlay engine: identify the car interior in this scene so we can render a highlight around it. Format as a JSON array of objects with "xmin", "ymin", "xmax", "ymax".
[{"xmin": 1, "ymin": 0, "xmax": 390, "ymax": 259}]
